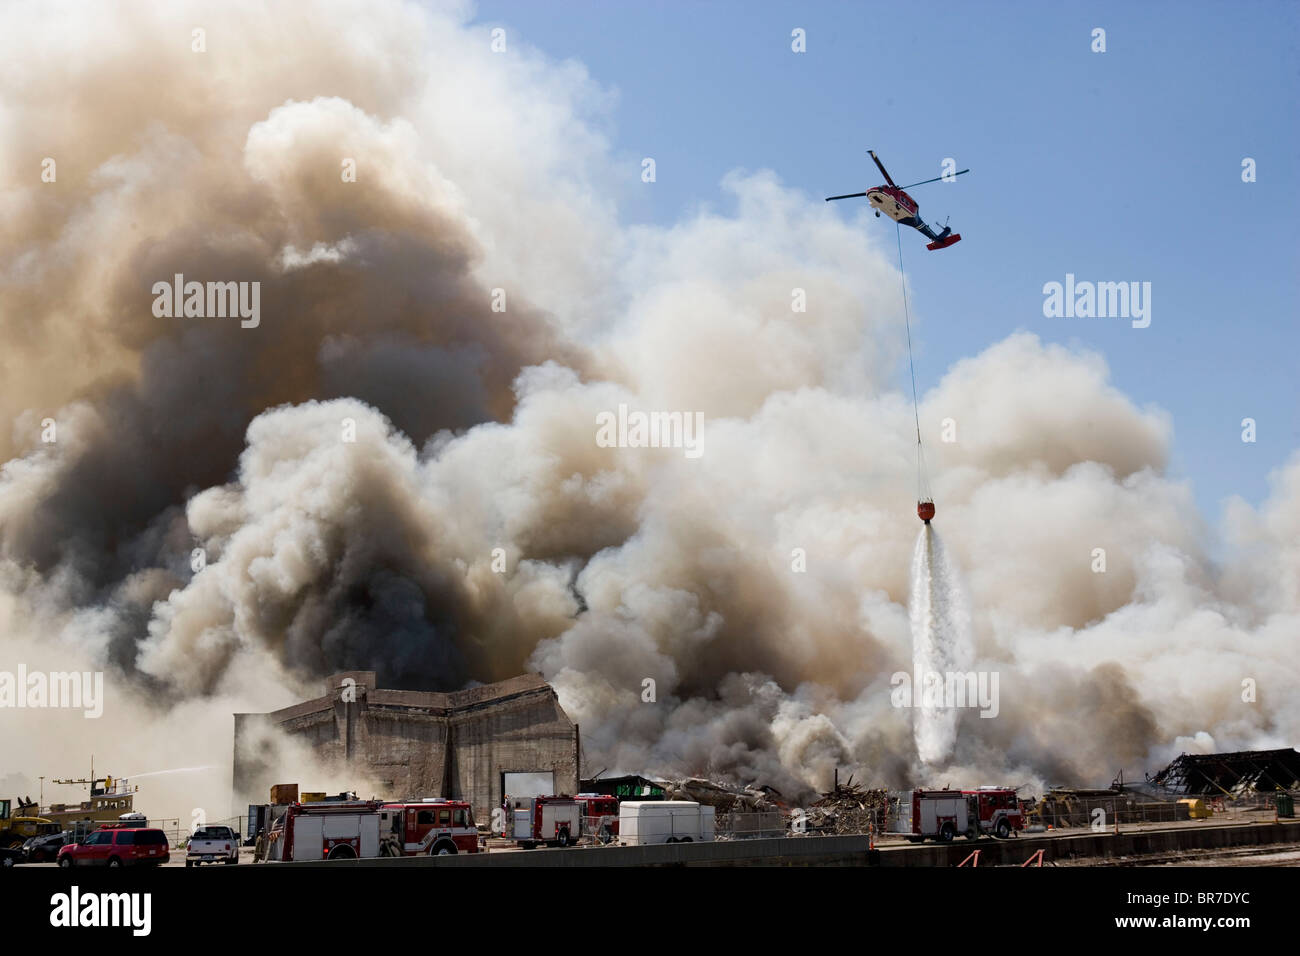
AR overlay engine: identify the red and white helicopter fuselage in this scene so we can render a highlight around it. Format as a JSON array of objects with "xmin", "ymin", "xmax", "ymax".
[
  {"xmin": 827, "ymin": 150, "xmax": 967, "ymax": 250},
  {"xmin": 866, "ymin": 185, "xmax": 920, "ymax": 224}
]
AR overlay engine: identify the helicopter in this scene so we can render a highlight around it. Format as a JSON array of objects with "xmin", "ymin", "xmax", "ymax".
[{"xmin": 826, "ymin": 150, "xmax": 968, "ymax": 250}]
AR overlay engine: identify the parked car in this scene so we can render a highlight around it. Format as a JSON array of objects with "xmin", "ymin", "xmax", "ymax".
[
  {"xmin": 22, "ymin": 830, "xmax": 70, "ymax": 863},
  {"xmin": 186, "ymin": 825, "xmax": 239, "ymax": 866},
  {"xmin": 57, "ymin": 826, "xmax": 170, "ymax": 867}
]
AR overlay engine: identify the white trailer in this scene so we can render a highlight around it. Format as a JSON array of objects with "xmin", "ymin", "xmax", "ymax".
[{"xmin": 618, "ymin": 801, "xmax": 715, "ymax": 846}]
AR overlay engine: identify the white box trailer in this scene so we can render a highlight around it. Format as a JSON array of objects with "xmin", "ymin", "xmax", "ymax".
[{"xmin": 618, "ymin": 801, "xmax": 715, "ymax": 846}]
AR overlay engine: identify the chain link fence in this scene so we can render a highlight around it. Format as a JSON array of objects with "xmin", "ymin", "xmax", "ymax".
[
  {"xmin": 146, "ymin": 815, "xmax": 244, "ymax": 849},
  {"xmin": 714, "ymin": 811, "xmax": 785, "ymax": 840},
  {"xmin": 579, "ymin": 815, "xmax": 618, "ymax": 845}
]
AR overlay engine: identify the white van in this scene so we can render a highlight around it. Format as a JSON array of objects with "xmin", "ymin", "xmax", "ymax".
[{"xmin": 618, "ymin": 801, "xmax": 715, "ymax": 846}]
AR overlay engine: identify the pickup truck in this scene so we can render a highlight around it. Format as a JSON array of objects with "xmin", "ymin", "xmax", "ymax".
[{"xmin": 186, "ymin": 825, "xmax": 239, "ymax": 866}]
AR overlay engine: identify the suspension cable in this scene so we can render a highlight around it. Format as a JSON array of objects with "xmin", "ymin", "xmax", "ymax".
[
  {"xmin": 896, "ymin": 223, "xmax": 921, "ymax": 447},
  {"xmin": 896, "ymin": 223, "xmax": 932, "ymax": 508}
]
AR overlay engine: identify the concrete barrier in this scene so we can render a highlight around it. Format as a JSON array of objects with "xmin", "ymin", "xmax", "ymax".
[
  {"xmin": 279, "ymin": 820, "xmax": 1300, "ymax": 868},
  {"xmin": 297, "ymin": 834, "xmax": 874, "ymax": 867}
]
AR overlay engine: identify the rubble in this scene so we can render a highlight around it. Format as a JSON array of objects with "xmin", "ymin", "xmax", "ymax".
[
  {"xmin": 1028, "ymin": 788, "xmax": 1188, "ymax": 827},
  {"xmin": 804, "ymin": 775, "xmax": 892, "ymax": 834},
  {"xmin": 662, "ymin": 778, "xmax": 780, "ymax": 812}
]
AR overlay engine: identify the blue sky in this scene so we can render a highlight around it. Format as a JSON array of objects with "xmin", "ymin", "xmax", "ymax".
[{"xmin": 473, "ymin": 0, "xmax": 1299, "ymax": 523}]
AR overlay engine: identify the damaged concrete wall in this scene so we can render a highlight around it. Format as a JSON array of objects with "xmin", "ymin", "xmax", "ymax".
[{"xmin": 233, "ymin": 671, "xmax": 578, "ymax": 822}]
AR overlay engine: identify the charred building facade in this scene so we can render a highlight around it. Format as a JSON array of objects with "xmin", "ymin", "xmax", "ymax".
[
  {"xmin": 1150, "ymin": 748, "xmax": 1300, "ymax": 796},
  {"xmin": 233, "ymin": 671, "xmax": 579, "ymax": 822}
]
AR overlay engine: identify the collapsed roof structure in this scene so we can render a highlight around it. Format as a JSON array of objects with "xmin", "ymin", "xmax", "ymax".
[
  {"xmin": 1149, "ymin": 748, "xmax": 1300, "ymax": 796},
  {"xmin": 662, "ymin": 778, "xmax": 780, "ymax": 812}
]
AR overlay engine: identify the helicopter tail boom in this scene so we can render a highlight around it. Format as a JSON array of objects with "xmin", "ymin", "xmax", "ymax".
[{"xmin": 913, "ymin": 217, "xmax": 961, "ymax": 250}]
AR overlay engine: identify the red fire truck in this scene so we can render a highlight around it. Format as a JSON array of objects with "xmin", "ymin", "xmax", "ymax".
[
  {"xmin": 890, "ymin": 789, "xmax": 974, "ymax": 843},
  {"xmin": 961, "ymin": 787, "xmax": 1024, "ymax": 838},
  {"xmin": 505, "ymin": 795, "xmax": 581, "ymax": 849},
  {"xmin": 889, "ymin": 788, "xmax": 1025, "ymax": 843},
  {"xmin": 379, "ymin": 799, "xmax": 480, "ymax": 855},
  {"xmin": 266, "ymin": 800, "xmax": 385, "ymax": 861},
  {"xmin": 573, "ymin": 794, "xmax": 619, "ymax": 844}
]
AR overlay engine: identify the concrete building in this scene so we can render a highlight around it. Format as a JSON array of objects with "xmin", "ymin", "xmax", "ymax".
[{"xmin": 233, "ymin": 671, "xmax": 579, "ymax": 822}]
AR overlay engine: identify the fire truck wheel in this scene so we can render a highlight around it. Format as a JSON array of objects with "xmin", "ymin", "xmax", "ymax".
[
  {"xmin": 327, "ymin": 844, "xmax": 357, "ymax": 860},
  {"xmin": 555, "ymin": 831, "xmax": 570, "ymax": 848},
  {"xmin": 939, "ymin": 824, "xmax": 955, "ymax": 843},
  {"xmin": 995, "ymin": 819, "xmax": 1011, "ymax": 839},
  {"xmin": 430, "ymin": 841, "xmax": 457, "ymax": 856}
]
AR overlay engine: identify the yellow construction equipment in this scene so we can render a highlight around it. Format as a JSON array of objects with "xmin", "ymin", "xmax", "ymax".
[{"xmin": 0, "ymin": 797, "xmax": 59, "ymax": 848}]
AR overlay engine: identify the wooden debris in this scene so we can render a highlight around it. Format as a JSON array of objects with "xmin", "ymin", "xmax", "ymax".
[{"xmin": 803, "ymin": 775, "xmax": 891, "ymax": 834}]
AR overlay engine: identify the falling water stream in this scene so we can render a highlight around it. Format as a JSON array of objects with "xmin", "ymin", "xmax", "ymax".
[{"xmin": 909, "ymin": 524, "xmax": 974, "ymax": 765}]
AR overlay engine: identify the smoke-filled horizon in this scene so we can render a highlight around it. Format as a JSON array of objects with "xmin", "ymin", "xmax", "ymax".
[{"xmin": 2, "ymin": 0, "xmax": 1298, "ymax": 815}]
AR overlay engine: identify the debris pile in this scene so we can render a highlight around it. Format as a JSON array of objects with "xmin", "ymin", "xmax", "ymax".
[
  {"xmin": 805, "ymin": 776, "xmax": 891, "ymax": 834},
  {"xmin": 663, "ymin": 778, "xmax": 780, "ymax": 812},
  {"xmin": 1030, "ymin": 788, "xmax": 1188, "ymax": 827}
]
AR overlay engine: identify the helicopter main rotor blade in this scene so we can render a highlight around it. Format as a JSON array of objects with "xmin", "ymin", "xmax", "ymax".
[
  {"xmin": 867, "ymin": 150, "xmax": 896, "ymax": 187},
  {"xmin": 825, "ymin": 192, "xmax": 868, "ymax": 201},
  {"xmin": 899, "ymin": 169, "xmax": 970, "ymax": 190}
]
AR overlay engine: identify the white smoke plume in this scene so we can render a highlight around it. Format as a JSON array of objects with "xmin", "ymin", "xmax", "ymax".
[{"xmin": 1, "ymin": 0, "xmax": 1297, "ymax": 817}]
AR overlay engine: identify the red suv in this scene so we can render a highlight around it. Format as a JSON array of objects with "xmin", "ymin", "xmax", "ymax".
[{"xmin": 57, "ymin": 827, "xmax": 170, "ymax": 867}]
